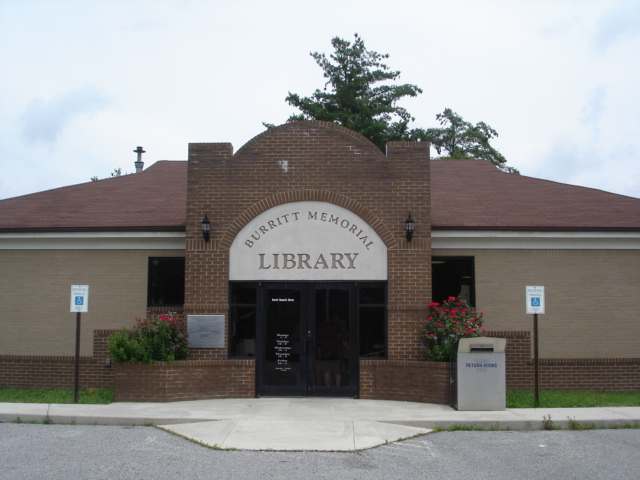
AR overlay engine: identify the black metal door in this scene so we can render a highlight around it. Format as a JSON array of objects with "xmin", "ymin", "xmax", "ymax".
[
  {"xmin": 309, "ymin": 284, "xmax": 358, "ymax": 397},
  {"xmin": 256, "ymin": 282, "xmax": 358, "ymax": 398}
]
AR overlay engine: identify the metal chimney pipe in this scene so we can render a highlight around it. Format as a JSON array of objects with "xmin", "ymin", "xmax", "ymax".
[{"xmin": 133, "ymin": 146, "xmax": 145, "ymax": 173}]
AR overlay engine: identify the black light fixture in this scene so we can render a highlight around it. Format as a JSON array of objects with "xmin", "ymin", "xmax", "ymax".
[
  {"xmin": 201, "ymin": 214, "xmax": 211, "ymax": 243},
  {"xmin": 405, "ymin": 213, "xmax": 415, "ymax": 242}
]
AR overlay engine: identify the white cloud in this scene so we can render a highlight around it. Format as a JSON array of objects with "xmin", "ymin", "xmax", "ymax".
[
  {"xmin": 20, "ymin": 85, "xmax": 111, "ymax": 145},
  {"xmin": 581, "ymin": 86, "xmax": 607, "ymax": 125},
  {"xmin": 593, "ymin": 0, "xmax": 640, "ymax": 50},
  {"xmin": 0, "ymin": 0, "xmax": 639, "ymax": 200}
]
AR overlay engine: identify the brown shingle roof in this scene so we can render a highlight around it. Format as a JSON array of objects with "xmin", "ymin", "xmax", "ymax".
[
  {"xmin": 0, "ymin": 158, "xmax": 638, "ymax": 233},
  {"xmin": 431, "ymin": 159, "xmax": 640, "ymax": 231},
  {"xmin": 0, "ymin": 161, "xmax": 187, "ymax": 232}
]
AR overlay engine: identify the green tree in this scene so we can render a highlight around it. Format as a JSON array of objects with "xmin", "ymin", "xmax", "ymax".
[
  {"xmin": 417, "ymin": 108, "xmax": 519, "ymax": 174},
  {"xmin": 91, "ymin": 167, "xmax": 124, "ymax": 182},
  {"xmin": 272, "ymin": 34, "xmax": 519, "ymax": 174},
  {"xmin": 276, "ymin": 33, "xmax": 423, "ymax": 151}
]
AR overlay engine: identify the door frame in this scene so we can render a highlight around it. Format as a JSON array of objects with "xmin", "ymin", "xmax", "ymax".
[{"xmin": 255, "ymin": 281, "xmax": 359, "ymax": 398}]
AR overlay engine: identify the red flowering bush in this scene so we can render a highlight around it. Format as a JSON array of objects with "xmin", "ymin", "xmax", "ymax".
[
  {"xmin": 421, "ymin": 296, "xmax": 485, "ymax": 361},
  {"xmin": 108, "ymin": 313, "xmax": 189, "ymax": 363}
]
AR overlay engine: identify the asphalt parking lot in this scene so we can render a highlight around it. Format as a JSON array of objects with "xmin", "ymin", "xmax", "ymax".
[{"xmin": 1, "ymin": 423, "xmax": 639, "ymax": 480}]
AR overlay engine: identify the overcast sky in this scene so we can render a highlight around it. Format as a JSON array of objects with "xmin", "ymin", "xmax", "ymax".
[{"xmin": 1, "ymin": 0, "xmax": 639, "ymax": 201}]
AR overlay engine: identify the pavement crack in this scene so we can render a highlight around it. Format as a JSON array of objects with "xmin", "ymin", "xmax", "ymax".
[
  {"xmin": 220, "ymin": 419, "xmax": 240, "ymax": 448},
  {"xmin": 352, "ymin": 421, "xmax": 356, "ymax": 451}
]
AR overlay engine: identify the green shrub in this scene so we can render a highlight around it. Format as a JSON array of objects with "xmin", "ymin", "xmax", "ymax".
[{"xmin": 108, "ymin": 313, "xmax": 189, "ymax": 363}]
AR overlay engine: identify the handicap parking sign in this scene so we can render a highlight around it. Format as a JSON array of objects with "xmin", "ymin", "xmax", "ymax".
[
  {"xmin": 70, "ymin": 285, "xmax": 89, "ymax": 312},
  {"xmin": 526, "ymin": 286, "xmax": 545, "ymax": 314}
]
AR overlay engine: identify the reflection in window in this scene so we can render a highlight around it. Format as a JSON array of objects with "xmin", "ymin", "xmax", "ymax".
[
  {"xmin": 229, "ymin": 283, "xmax": 257, "ymax": 358},
  {"xmin": 358, "ymin": 282, "xmax": 386, "ymax": 359},
  {"xmin": 432, "ymin": 257, "xmax": 475, "ymax": 306},
  {"xmin": 147, "ymin": 257, "xmax": 185, "ymax": 307}
]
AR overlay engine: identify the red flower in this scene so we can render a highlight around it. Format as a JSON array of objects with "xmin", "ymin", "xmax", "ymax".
[
  {"xmin": 429, "ymin": 302, "xmax": 439, "ymax": 307},
  {"xmin": 482, "ymin": 329, "xmax": 487, "ymax": 334},
  {"xmin": 429, "ymin": 333, "xmax": 435, "ymax": 337},
  {"xmin": 448, "ymin": 296, "xmax": 456, "ymax": 301},
  {"xmin": 437, "ymin": 323, "xmax": 442, "ymax": 326}
]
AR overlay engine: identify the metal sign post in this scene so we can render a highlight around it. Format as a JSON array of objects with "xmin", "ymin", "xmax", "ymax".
[
  {"xmin": 70, "ymin": 285, "xmax": 89, "ymax": 403},
  {"xmin": 526, "ymin": 286, "xmax": 545, "ymax": 407}
]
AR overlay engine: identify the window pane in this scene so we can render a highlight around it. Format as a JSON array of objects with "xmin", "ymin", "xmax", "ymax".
[
  {"xmin": 359, "ymin": 282, "xmax": 385, "ymax": 305},
  {"xmin": 229, "ymin": 283, "xmax": 258, "ymax": 358},
  {"xmin": 147, "ymin": 257, "xmax": 185, "ymax": 307},
  {"xmin": 432, "ymin": 257, "xmax": 475, "ymax": 306},
  {"xmin": 231, "ymin": 282, "xmax": 257, "ymax": 304},
  {"xmin": 229, "ymin": 306, "xmax": 257, "ymax": 357},
  {"xmin": 359, "ymin": 306, "xmax": 386, "ymax": 358}
]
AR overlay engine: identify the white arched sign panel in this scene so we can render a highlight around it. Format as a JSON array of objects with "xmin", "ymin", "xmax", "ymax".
[{"xmin": 229, "ymin": 201, "xmax": 387, "ymax": 281}]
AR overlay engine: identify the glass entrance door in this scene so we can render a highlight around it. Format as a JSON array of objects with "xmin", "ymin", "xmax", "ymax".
[
  {"xmin": 257, "ymin": 283, "xmax": 358, "ymax": 398},
  {"xmin": 310, "ymin": 285, "xmax": 357, "ymax": 397},
  {"xmin": 260, "ymin": 285, "xmax": 305, "ymax": 396}
]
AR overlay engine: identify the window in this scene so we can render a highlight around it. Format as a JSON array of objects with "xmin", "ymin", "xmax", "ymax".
[
  {"xmin": 147, "ymin": 257, "xmax": 185, "ymax": 307},
  {"xmin": 229, "ymin": 282, "xmax": 387, "ymax": 359},
  {"xmin": 432, "ymin": 257, "xmax": 475, "ymax": 306},
  {"xmin": 229, "ymin": 282, "xmax": 258, "ymax": 358},
  {"xmin": 358, "ymin": 282, "xmax": 386, "ymax": 359}
]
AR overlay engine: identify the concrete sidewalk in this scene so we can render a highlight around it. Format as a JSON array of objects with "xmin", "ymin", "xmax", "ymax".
[{"xmin": 1, "ymin": 398, "xmax": 639, "ymax": 451}]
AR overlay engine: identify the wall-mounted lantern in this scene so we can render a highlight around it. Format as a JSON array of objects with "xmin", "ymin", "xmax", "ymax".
[
  {"xmin": 201, "ymin": 214, "xmax": 211, "ymax": 243},
  {"xmin": 405, "ymin": 213, "xmax": 415, "ymax": 242}
]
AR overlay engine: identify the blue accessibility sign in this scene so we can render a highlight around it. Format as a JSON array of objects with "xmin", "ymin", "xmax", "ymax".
[
  {"xmin": 70, "ymin": 285, "xmax": 89, "ymax": 312},
  {"xmin": 526, "ymin": 286, "xmax": 545, "ymax": 314}
]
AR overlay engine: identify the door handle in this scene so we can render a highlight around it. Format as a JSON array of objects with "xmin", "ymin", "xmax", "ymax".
[{"xmin": 302, "ymin": 330, "xmax": 312, "ymax": 355}]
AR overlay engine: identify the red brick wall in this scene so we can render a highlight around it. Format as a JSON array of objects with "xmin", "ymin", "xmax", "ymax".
[
  {"xmin": 183, "ymin": 122, "xmax": 432, "ymax": 367},
  {"xmin": 489, "ymin": 330, "xmax": 640, "ymax": 392},
  {"xmin": 0, "ymin": 330, "xmax": 114, "ymax": 389},
  {"xmin": 2, "ymin": 326, "xmax": 638, "ymax": 399},
  {"xmin": 113, "ymin": 360, "xmax": 255, "ymax": 402},
  {"xmin": 360, "ymin": 360, "xmax": 451, "ymax": 404}
]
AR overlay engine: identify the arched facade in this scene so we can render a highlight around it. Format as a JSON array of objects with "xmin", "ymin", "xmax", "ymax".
[{"xmin": 183, "ymin": 121, "xmax": 433, "ymax": 398}]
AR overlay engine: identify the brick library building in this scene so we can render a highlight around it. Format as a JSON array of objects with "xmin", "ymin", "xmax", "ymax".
[{"xmin": 1, "ymin": 121, "xmax": 639, "ymax": 403}]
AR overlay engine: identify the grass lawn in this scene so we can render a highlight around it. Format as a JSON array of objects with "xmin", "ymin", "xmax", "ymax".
[
  {"xmin": 0, "ymin": 388, "xmax": 115, "ymax": 404},
  {"xmin": 507, "ymin": 390, "xmax": 640, "ymax": 408},
  {"xmin": 1, "ymin": 388, "xmax": 638, "ymax": 408}
]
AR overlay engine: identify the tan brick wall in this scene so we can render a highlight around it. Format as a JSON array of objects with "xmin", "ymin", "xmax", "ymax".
[
  {"xmin": 0, "ymin": 249, "xmax": 183, "ymax": 356},
  {"xmin": 434, "ymin": 248, "xmax": 640, "ymax": 358}
]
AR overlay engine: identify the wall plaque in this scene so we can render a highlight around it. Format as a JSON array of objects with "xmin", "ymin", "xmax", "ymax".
[{"xmin": 187, "ymin": 315, "xmax": 225, "ymax": 348}]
